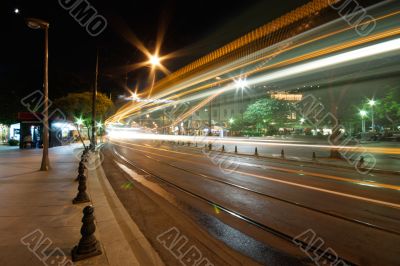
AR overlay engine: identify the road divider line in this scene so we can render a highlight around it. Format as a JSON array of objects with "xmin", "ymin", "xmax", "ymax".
[
  {"xmin": 110, "ymin": 140, "xmax": 400, "ymax": 191},
  {"xmin": 111, "ymin": 141, "xmax": 400, "ymax": 209}
]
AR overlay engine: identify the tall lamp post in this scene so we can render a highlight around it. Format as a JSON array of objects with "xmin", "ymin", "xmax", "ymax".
[
  {"xmin": 27, "ymin": 18, "xmax": 50, "ymax": 171},
  {"xmin": 360, "ymin": 110, "xmax": 367, "ymax": 133},
  {"xmin": 91, "ymin": 51, "xmax": 99, "ymax": 150},
  {"xmin": 368, "ymin": 99, "xmax": 376, "ymax": 132}
]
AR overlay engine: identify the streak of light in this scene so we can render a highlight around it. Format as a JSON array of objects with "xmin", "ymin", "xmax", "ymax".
[
  {"xmin": 107, "ymin": 132, "xmax": 400, "ymax": 155},
  {"xmin": 108, "ymin": 27, "xmax": 400, "ymax": 123},
  {"xmin": 106, "ymin": 11, "xmax": 400, "ymax": 123},
  {"xmin": 143, "ymin": 10, "xmax": 400, "ymax": 101},
  {"xmin": 172, "ymin": 92, "xmax": 223, "ymax": 127}
]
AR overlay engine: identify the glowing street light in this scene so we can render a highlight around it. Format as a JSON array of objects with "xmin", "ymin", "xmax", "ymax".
[
  {"xmin": 234, "ymin": 78, "xmax": 248, "ymax": 120},
  {"xmin": 234, "ymin": 78, "xmax": 248, "ymax": 90},
  {"xmin": 149, "ymin": 55, "xmax": 161, "ymax": 67},
  {"xmin": 368, "ymin": 99, "xmax": 376, "ymax": 132},
  {"xmin": 229, "ymin": 118, "xmax": 234, "ymax": 124},
  {"xmin": 359, "ymin": 110, "xmax": 367, "ymax": 133},
  {"xmin": 14, "ymin": 8, "xmax": 20, "ymax": 14},
  {"xmin": 76, "ymin": 117, "xmax": 84, "ymax": 126},
  {"xmin": 131, "ymin": 92, "xmax": 139, "ymax": 101}
]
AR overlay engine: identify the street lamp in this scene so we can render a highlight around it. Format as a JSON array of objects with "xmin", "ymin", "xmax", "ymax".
[
  {"xmin": 26, "ymin": 18, "xmax": 50, "ymax": 171},
  {"xmin": 76, "ymin": 117, "xmax": 84, "ymax": 126},
  {"xmin": 96, "ymin": 121, "xmax": 103, "ymax": 143},
  {"xmin": 368, "ymin": 99, "xmax": 376, "ymax": 132},
  {"xmin": 149, "ymin": 55, "xmax": 161, "ymax": 67},
  {"xmin": 359, "ymin": 110, "xmax": 367, "ymax": 133},
  {"xmin": 234, "ymin": 78, "xmax": 248, "ymax": 120}
]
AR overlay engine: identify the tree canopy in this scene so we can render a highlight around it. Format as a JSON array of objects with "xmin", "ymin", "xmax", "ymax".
[
  {"xmin": 54, "ymin": 92, "xmax": 114, "ymax": 123},
  {"xmin": 375, "ymin": 88, "xmax": 400, "ymax": 130},
  {"xmin": 243, "ymin": 98, "xmax": 291, "ymax": 128}
]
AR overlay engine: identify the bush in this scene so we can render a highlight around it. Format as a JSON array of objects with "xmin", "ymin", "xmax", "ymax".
[{"xmin": 8, "ymin": 139, "xmax": 19, "ymax": 146}]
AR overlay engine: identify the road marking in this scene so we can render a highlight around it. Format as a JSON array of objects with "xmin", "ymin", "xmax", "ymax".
[
  {"xmin": 236, "ymin": 161, "xmax": 400, "ymax": 191},
  {"xmin": 111, "ymin": 141, "xmax": 400, "ymax": 209},
  {"xmin": 232, "ymin": 169, "xmax": 400, "ymax": 209},
  {"xmin": 111, "ymin": 140, "xmax": 400, "ymax": 191}
]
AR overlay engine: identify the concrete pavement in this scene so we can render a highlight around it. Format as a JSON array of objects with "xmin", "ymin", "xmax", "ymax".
[{"xmin": 0, "ymin": 144, "xmax": 163, "ymax": 266}]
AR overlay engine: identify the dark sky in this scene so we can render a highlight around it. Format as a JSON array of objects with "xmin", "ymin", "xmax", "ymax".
[{"xmin": 0, "ymin": 0, "xmax": 308, "ymax": 103}]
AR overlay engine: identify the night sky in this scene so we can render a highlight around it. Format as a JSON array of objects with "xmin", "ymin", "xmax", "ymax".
[{"xmin": 0, "ymin": 0, "xmax": 308, "ymax": 121}]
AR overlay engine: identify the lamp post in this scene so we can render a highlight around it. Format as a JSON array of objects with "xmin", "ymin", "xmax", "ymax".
[
  {"xmin": 368, "ymin": 99, "xmax": 376, "ymax": 132},
  {"xmin": 26, "ymin": 18, "xmax": 50, "ymax": 171},
  {"xmin": 91, "ymin": 51, "xmax": 98, "ymax": 150},
  {"xmin": 360, "ymin": 110, "xmax": 367, "ymax": 133}
]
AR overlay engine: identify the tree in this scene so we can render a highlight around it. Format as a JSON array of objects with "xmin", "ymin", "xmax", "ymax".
[
  {"xmin": 54, "ymin": 92, "xmax": 114, "ymax": 122},
  {"xmin": 243, "ymin": 98, "xmax": 291, "ymax": 134},
  {"xmin": 376, "ymin": 89, "xmax": 400, "ymax": 131}
]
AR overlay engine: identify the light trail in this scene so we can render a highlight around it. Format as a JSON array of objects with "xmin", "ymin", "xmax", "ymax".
[
  {"xmin": 106, "ymin": 8, "xmax": 400, "ymax": 123},
  {"xmin": 107, "ymin": 131, "xmax": 400, "ymax": 155},
  {"xmin": 108, "ymin": 28, "xmax": 400, "ymax": 123},
  {"xmin": 111, "ymin": 10, "xmax": 400, "ymax": 115}
]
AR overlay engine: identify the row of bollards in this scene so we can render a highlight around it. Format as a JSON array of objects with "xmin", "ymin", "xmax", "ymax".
[
  {"xmin": 71, "ymin": 148, "xmax": 102, "ymax": 262},
  {"xmin": 195, "ymin": 144, "xmax": 322, "ymax": 161},
  {"xmin": 172, "ymin": 141, "xmax": 326, "ymax": 161}
]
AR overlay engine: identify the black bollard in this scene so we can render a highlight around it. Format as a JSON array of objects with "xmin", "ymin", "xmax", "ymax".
[
  {"xmin": 255, "ymin": 147, "xmax": 258, "ymax": 156},
  {"xmin": 281, "ymin": 149, "xmax": 285, "ymax": 158},
  {"xmin": 208, "ymin": 143, "xmax": 212, "ymax": 150},
  {"xmin": 79, "ymin": 161, "xmax": 86, "ymax": 170},
  {"xmin": 312, "ymin": 152, "xmax": 316, "ymax": 160},
  {"xmin": 83, "ymin": 152, "xmax": 89, "ymax": 163},
  {"xmin": 235, "ymin": 146, "xmax": 238, "ymax": 154},
  {"xmin": 73, "ymin": 174, "xmax": 90, "ymax": 204},
  {"xmin": 71, "ymin": 206, "xmax": 102, "ymax": 261},
  {"xmin": 222, "ymin": 145, "xmax": 225, "ymax": 152},
  {"xmin": 76, "ymin": 161, "xmax": 86, "ymax": 181},
  {"xmin": 357, "ymin": 156, "xmax": 365, "ymax": 168}
]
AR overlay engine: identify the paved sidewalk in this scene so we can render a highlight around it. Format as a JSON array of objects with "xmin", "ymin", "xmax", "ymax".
[{"xmin": 0, "ymin": 144, "xmax": 163, "ymax": 266}]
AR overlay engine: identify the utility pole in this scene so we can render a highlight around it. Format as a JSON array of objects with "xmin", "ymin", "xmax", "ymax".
[
  {"xmin": 41, "ymin": 21, "xmax": 50, "ymax": 170},
  {"xmin": 26, "ymin": 18, "xmax": 50, "ymax": 171},
  {"xmin": 91, "ymin": 50, "xmax": 98, "ymax": 150}
]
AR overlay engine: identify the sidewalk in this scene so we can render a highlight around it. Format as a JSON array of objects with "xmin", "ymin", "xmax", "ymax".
[{"xmin": 0, "ymin": 144, "xmax": 163, "ymax": 266}]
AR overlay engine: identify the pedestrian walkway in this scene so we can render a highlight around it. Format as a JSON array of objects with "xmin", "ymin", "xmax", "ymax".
[{"xmin": 0, "ymin": 144, "xmax": 163, "ymax": 266}]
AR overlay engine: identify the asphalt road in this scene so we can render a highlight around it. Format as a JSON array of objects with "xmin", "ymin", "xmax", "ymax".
[{"xmin": 103, "ymin": 139, "xmax": 400, "ymax": 266}]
